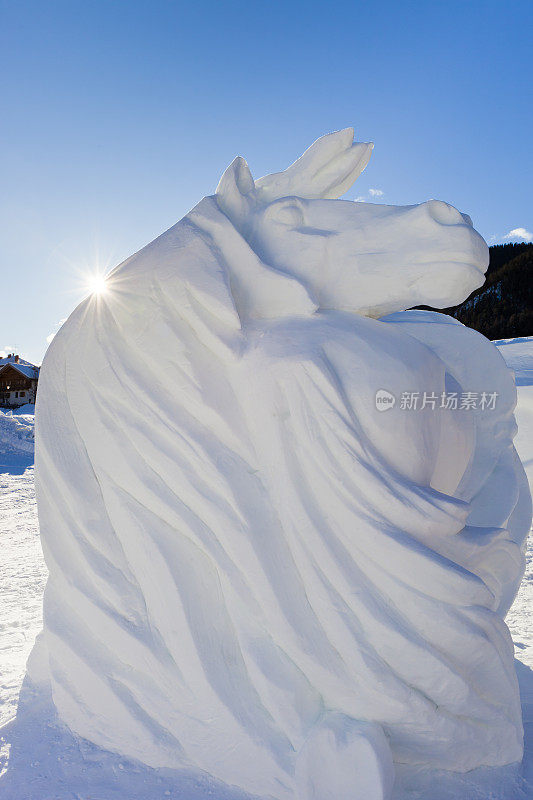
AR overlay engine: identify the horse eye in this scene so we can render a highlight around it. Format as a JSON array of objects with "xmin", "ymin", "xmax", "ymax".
[{"xmin": 272, "ymin": 204, "xmax": 304, "ymax": 227}]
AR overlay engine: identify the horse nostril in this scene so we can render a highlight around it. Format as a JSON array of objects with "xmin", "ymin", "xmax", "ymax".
[{"xmin": 426, "ymin": 199, "xmax": 465, "ymax": 226}]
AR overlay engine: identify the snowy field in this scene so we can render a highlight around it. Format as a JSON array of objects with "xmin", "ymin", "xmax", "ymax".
[
  {"xmin": 0, "ymin": 406, "xmax": 45, "ymax": 732},
  {"xmin": 498, "ymin": 339, "xmax": 533, "ymax": 676},
  {"xmin": 0, "ymin": 339, "xmax": 532, "ymax": 799}
]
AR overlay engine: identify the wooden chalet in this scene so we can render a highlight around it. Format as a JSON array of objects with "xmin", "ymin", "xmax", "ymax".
[{"xmin": 0, "ymin": 355, "xmax": 40, "ymax": 408}]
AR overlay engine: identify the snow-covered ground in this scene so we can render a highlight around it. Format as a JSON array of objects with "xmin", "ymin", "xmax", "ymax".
[
  {"xmin": 0, "ymin": 408, "xmax": 35, "ymax": 474},
  {"xmin": 499, "ymin": 339, "xmax": 533, "ymax": 675},
  {"xmin": 0, "ymin": 339, "xmax": 532, "ymax": 799},
  {"xmin": 0, "ymin": 466, "xmax": 46, "ymax": 730},
  {"xmin": 0, "ymin": 405, "xmax": 47, "ymax": 734}
]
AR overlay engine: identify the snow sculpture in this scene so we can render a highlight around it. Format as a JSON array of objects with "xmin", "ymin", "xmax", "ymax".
[{"xmin": 34, "ymin": 129, "xmax": 532, "ymax": 800}]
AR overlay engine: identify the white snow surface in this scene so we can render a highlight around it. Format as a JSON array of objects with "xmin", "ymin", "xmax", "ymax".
[
  {"xmin": 0, "ymin": 130, "xmax": 531, "ymax": 799},
  {"xmin": 0, "ymin": 411, "xmax": 35, "ymax": 467},
  {"xmin": 0, "ymin": 337, "xmax": 531, "ymax": 799},
  {"xmin": 0, "ymin": 466, "xmax": 46, "ymax": 729},
  {"xmin": 497, "ymin": 339, "xmax": 533, "ymax": 686}
]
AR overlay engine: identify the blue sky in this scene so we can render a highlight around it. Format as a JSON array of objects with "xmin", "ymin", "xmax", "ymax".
[{"xmin": 2, "ymin": 0, "xmax": 532, "ymax": 364}]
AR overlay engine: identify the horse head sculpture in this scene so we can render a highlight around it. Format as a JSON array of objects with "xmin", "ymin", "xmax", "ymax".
[
  {"xmin": 215, "ymin": 128, "xmax": 488, "ymax": 318},
  {"xmin": 32, "ymin": 129, "xmax": 529, "ymax": 800}
]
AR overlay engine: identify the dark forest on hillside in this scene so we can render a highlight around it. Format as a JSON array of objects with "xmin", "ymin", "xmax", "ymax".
[{"xmin": 416, "ymin": 242, "xmax": 533, "ymax": 340}]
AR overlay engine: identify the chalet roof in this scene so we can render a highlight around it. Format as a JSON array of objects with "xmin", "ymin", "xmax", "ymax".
[
  {"xmin": 0, "ymin": 363, "xmax": 39, "ymax": 380},
  {"xmin": 0, "ymin": 355, "xmax": 35, "ymax": 368}
]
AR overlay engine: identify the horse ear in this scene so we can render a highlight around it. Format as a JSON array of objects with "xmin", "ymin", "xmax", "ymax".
[
  {"xmin": 255, "ymin": 128, "xmax": 373, "ymax": 201},
  {"xmin": 216, "ymin": 157, "xmax": 256, "ymax": 228}
]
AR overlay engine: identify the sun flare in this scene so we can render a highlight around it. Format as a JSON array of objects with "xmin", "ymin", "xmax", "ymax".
[{"xmin": 87, "ymin": 274, "xmax": 109, "ymax": 296}]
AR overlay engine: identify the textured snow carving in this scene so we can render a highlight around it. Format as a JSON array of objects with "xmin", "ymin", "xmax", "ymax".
[{"xmin": 34, "ymin": 130, "xmax": 532, "ymax": 800}]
